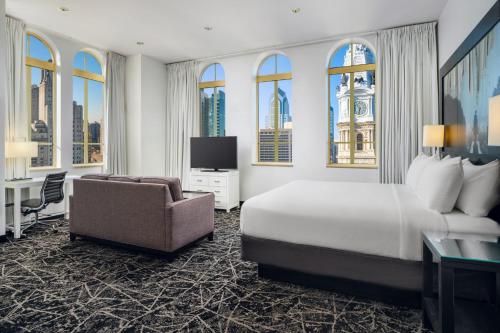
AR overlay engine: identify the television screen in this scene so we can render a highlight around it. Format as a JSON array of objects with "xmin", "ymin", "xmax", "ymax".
[{"xmin": 190, "ymin": 136, "xmax": 237, "ymax": 170}]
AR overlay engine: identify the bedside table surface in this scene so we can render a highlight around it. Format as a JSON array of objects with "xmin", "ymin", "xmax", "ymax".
[{"xmin": 423, "ymin": 231, "xmax": 500, "ymax": 265}]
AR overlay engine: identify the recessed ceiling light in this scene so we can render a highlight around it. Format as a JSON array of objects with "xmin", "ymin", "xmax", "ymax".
[
  {"xmin": 58, "ymin": 6, "xmax": 70, "ymax": 12},
  {"xmin": 204, "ymin": 26, "xmax": 213, "ymax": 31},
  {"xmin": 291, "ymin": 8, "xmax": 301, "ymax": 14},
  {"xmin": 136, "ymin": 41, "xmax": 144, "ymax": 46}
]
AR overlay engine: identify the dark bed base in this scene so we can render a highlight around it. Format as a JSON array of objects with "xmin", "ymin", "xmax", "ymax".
[
  {"xmin": 70, "ymin": 231, "xmax": 214, "ymax": 261},
  {"xmin": 258, "ymin": 264, "xmax": 421, "ymax": 307},
  {"xmin": 242, "ymin": 234, "xmax": 422, "ymax": 307},
  {"xmin": 242, "ymin": 235, "xmax": 495, "ymax": 308}
]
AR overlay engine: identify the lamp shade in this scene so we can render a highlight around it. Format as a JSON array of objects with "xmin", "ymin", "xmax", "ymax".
[
  {"xmin": 5, "ymin": 141, "xmax": 38, "ymax": 158},
  {"xmin": 423, "ymin": 125, "xmax": 445, "ymax": 148},
  {"xmin": 489, "ymin": 95, "xmax": 500, "ymax": 146}
]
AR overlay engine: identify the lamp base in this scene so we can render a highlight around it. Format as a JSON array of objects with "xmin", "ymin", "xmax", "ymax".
[{"xmin": 5, "ymin": 177, "xmax": 33, "ymax": 182}]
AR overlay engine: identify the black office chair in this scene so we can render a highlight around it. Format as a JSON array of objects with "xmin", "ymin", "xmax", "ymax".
[{"xmin": 21, "ymin": 172, "xmax": 67, "ymax": 228}]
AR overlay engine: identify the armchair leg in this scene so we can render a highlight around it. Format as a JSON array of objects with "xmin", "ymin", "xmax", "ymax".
[
  {"xmin": 69, "ymin": 233, "xmax": 76, "ymax": 241},
  {"xmin": 208, "ymin": 232, "xmax": 214, "ymax": 241}
]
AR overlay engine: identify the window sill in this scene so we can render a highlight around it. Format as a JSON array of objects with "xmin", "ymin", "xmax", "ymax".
[
  {"xmin": 252, "ymin": 162, "xmax": 293, "ymax": 167},
  {"xmin": 29, "ymin": 166, "xmax": 61, "ymax": 172},
  {"xmin": 326, "ymin": 163, "xmax": 378, "ymax": 169},
  {"xmin": 72, "ymin": 163, "xmax": 104, "ymax": 168}
]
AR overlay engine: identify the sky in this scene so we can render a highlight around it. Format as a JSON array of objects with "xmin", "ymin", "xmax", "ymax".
[{"xmin": 28, "ymin": 34, "xmax": 103, "ymax": 124}]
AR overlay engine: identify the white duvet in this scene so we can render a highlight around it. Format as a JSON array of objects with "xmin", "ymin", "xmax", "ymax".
[{"xmin": 240, "ymin": 180, "xmax": 492, "ymax": 261}]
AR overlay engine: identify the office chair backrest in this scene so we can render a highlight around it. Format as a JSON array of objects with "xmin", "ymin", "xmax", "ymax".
[{"xmin": 41, "ymin": 172, "xmax": 67, "ymax": 206}]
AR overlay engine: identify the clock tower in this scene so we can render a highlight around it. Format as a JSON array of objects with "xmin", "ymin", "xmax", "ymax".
[{"xmin": 336, "ymin": 44, "xmax": 376, "ymax": 164}]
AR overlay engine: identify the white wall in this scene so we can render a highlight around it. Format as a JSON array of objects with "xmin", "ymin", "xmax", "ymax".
[
  {"xmin": 125, "ymin": 54, "xmax": 166, "ymax": 176},
  {"xmin": 438, "ymin": 0, "xmax": 497, "ymax": 67},
  {"xmin": 0, "ymin": 0, "xmax": 7, "ymax": 237},
  {"xmin": 126, "ymin": 54, "xmax": 142, "ymax": 176},
  {"xmin": 200, "ymin": 35, "xmax": 379, "ymax": 200}
]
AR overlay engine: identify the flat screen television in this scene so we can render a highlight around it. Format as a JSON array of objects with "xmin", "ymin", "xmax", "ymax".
[{"xmin": 190, "ymin": 136, "xmax": 237, "ymax": 171}]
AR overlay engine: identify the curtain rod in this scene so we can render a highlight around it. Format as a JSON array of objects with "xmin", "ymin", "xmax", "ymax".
[{"xmin": 166, "ymin": 20, "xmax": 436, "ymax": 65}]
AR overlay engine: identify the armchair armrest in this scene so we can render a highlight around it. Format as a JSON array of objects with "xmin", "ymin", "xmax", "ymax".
[{"xmin": 166, "ymin": 193, "xmax": 215, "ymax": 251}]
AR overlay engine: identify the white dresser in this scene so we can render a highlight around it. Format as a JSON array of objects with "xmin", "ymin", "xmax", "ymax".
[{"xmin": 189, "ymin": 170, "xmax": 240, "ymax": 212}]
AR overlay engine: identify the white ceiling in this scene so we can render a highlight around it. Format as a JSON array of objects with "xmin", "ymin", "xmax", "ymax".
[{"xmin": 6, "ymin": 0, "xmax": 448, "ymax": 63}]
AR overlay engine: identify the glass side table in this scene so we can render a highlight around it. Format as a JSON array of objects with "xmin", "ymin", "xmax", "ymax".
[{"xmin": 422, "ymin": 232, "xmax": 500, "ymax": 333}]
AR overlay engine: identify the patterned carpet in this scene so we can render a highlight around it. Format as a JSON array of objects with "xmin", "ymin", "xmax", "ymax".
[{"xmin": 0, "ymin": 209, "xmax": 427, "ymax": 332}]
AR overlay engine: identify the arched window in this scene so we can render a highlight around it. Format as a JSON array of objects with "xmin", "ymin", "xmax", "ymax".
[
  {"xmin": 26, "ymin": 32, "xmax": 57, "ymax": 168},
  {"xmin": 328, "ymin": 42, "xmax": 376, "ymax": 166},
  {"xmin": 256, "ymin": 54, "xmax": 292, "ymax": 164},
  {"xmin": 199, "ymin": 63, "xmax": 225, "ymax": 137},
  {"xmin": 356, "ymin": 133, "xmax": 363, "ymax": 151},
  {"xmin": 72, "ymin": 51, "xmax": 105, "ymax": 165}
]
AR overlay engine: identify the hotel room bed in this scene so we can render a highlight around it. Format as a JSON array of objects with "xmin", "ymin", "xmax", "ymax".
[{"xmin": 240, "ymin": 180, "xmax": 500, "ymax": 302}]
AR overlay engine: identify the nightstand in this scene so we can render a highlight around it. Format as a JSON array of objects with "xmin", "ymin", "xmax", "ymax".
[{"xmin": 422, "ymin": 232, "xmax": 500, "ymax": 333}]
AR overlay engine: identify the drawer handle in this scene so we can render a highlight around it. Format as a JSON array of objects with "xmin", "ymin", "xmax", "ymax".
[
  {"xmin": 197, "ymin": 179, "xmax": 202, "ymax": 182},
  {"xmin": 214, "ymin": 180, "xmax": 220, "ymax": 183}
]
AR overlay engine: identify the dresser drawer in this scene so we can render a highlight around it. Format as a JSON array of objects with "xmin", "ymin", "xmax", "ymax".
[
  {"xmin": 190, "ymin": 185, "xmax": 211, "ymax": 193},
  {"xmin": 190, "ymin": 185, "xmax": 226, "ymax": 197},
  {"xmin": 210, "ymin": 187, "xmax": 226, "ymax": 197},
  {"xmin": 191, "ymin": 175, "xmax": 208, "ymax": 186},
  {"xmin": 214, "ymin": 197, "xmax": 227, "ymax": 207},
  {"xmin": 209, "ymin": 176, "xmax": 227, "ymax": 187}
]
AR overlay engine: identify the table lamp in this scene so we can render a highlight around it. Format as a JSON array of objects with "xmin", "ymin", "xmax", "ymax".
[
  {"xmin": 489, "ymin": 95, "xmax": 500, "ymax": 146},
  {"xmin": 5, "ymin": 141, "xmax": 38, "ymax": 181},
  {"xmin": 423, "ymin": 125, "xmax": 445, "ymax": 157}
]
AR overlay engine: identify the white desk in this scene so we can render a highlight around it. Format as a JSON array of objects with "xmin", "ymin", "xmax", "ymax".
[{"xmin": 5, "ymin": 175, "xmax": 80, "ymax": 239}]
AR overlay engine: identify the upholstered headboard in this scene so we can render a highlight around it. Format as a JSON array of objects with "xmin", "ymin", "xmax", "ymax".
[{"xmin": 439, "ymin": 1, "xmax": 500, "ymax": 222}]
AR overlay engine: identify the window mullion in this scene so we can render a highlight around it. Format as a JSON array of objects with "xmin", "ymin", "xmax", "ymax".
[
  {"xmin": 213, "ymin": 87, "xmax": 218, "ymax": 136},
  {"xmin": 349, "ymin": 72, "xmax": 355, "ymax": 164},
  {"xmin": 83, "ymin": 78, "xmax": 89, "ymax": 164},
  {"xmin": 26, "ymin": 66, "xmax": 32, "ymax": 142},
  {"xmin": 256, "ymin": 83, "xmax": 260, "ymax": 162},
  {"xmin": 274, "ymin": 80, "xmax": 279, "ymax": 162}
]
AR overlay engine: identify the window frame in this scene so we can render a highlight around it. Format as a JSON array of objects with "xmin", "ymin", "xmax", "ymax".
[
  {"xmin": 255, "ymin": 54, "xmax": 292, "ymax": 166},
  {"xmin": 26, "ymin": 32, "xmax": 58, "ymax": 170},
  {"xmin": 327, "ymin": 43, "xmax": 377, "ymax": 169},
  {"xmin": 198, "ymin": 63, "xmax": 226, "ymax": 137},
  {"xmin": 72, "ymin": 50, "xmax": 105, "ymax": 167}
]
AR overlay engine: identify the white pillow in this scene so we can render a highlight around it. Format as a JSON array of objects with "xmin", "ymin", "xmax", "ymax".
[
  {"xmin": 455, "ymin": 159, "xmax": 500, "ymax": 217},
  {"xmin": 406, "ymin": 154, "xmax": 436, "ymax": 190},
  {"xmin": 415, "ymin": 156, "xmax": 464, "ymax": 213}
]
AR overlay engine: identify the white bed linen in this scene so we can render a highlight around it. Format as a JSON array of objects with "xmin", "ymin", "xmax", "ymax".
[
  {"xmin": 444, "ymin": 210, "xmax": 500, "ymax": 235},
  {"xmin": 240, "ymin": 180, "xmax": 492, "ymax": 261}
]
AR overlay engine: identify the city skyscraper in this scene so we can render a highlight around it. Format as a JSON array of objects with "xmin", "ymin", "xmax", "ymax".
[
  {"xmin": 30, "ymin": 68, "xmax": 54, "ymax": 167},
  {"xmin": 259, "ymin": 87, "xmax": 292, "ymax": 162},
  {"xmin": 265, "ymin": 88, "xmax": 291, "ymax": 129},
  {"xmin": 73, "ymin": 101, "xmax": 84, "ymax": 164},
  {"xmin": 89, "ymin": 122, "xmax": 101, "ymax": 143},
  {"xmin": 200, "ymin": 88, "xmax": 225, "ymax": 137}
]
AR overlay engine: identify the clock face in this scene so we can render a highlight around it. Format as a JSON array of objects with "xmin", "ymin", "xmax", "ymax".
[{"xmin": 354, "ymin": 100, "xmax": 368, "ymax": 117}]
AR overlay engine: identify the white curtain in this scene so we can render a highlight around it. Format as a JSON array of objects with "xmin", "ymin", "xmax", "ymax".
[
  {"xmin": 105, "ymin": 51, "xmax": 127, "ymax": 175},
  {"xmin": 378, "ymin": 22, "xmax": 438, "ymax": 184},
  {"xmin": 165, "ymin": 61, "xmax": 199, "ymax": 188},
  {"xmin": 5, "ymin": 16, "xmax": 27, "ymax": 179}
]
